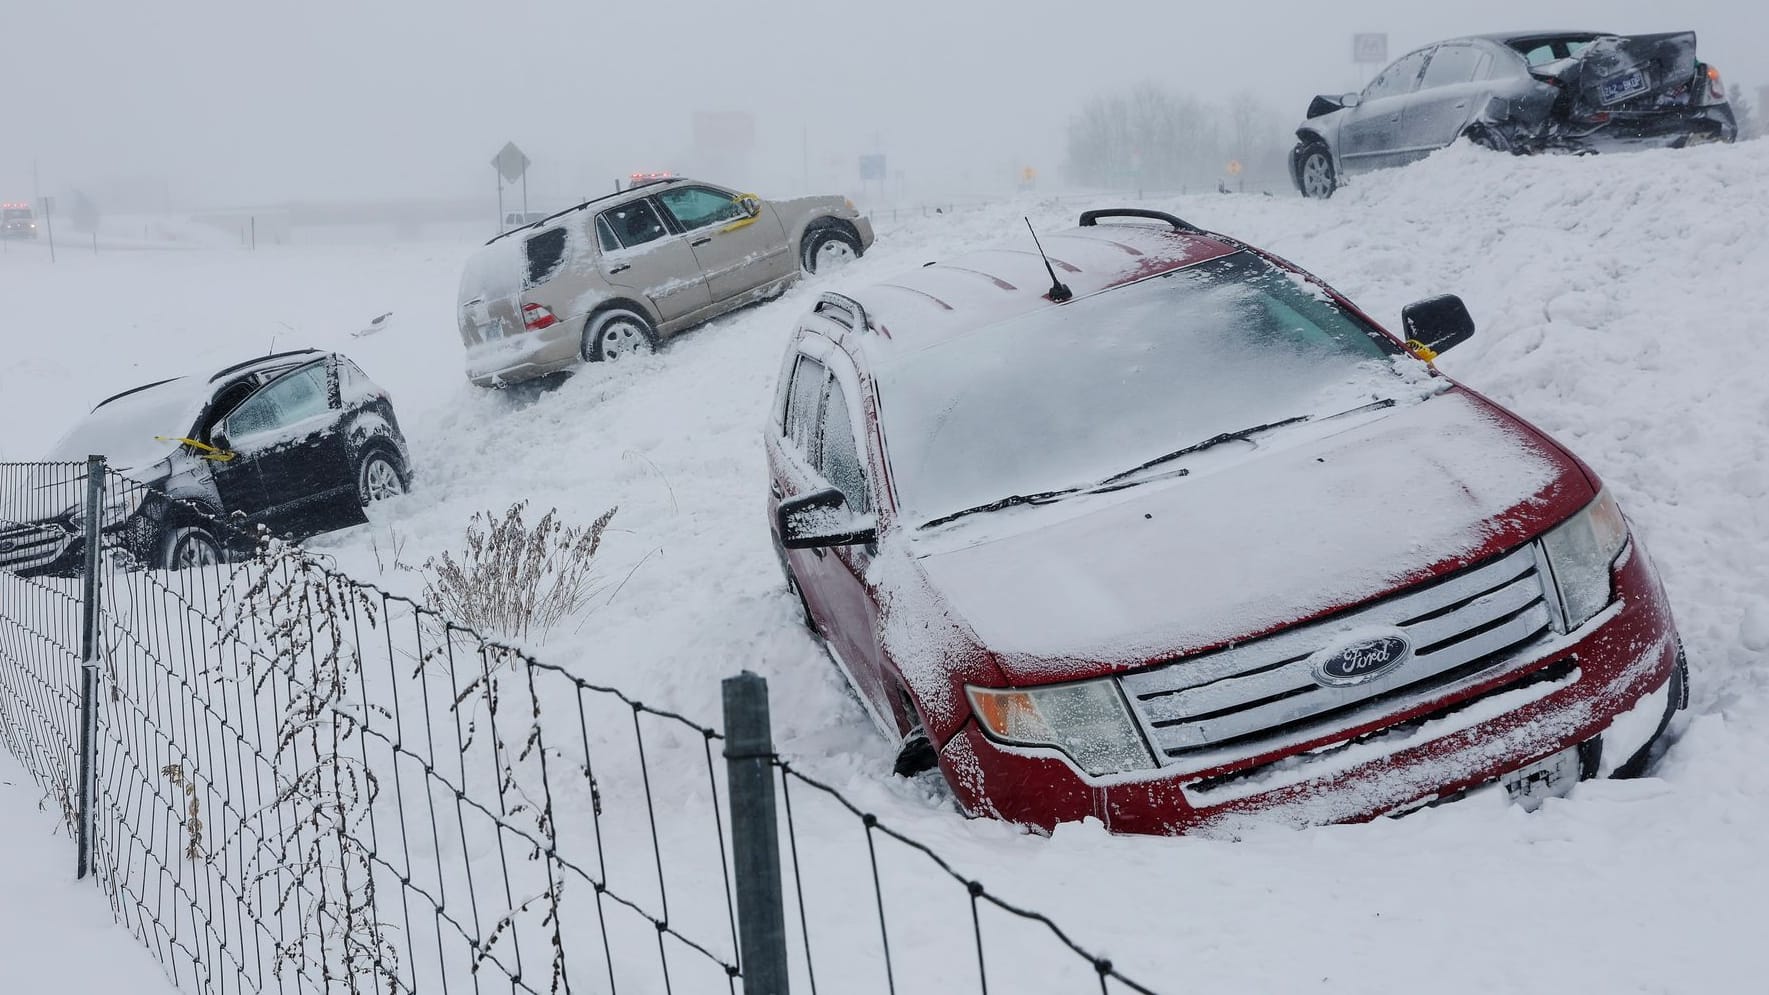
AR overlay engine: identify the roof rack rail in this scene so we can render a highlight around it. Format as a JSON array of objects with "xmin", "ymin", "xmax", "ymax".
[
  {"xmin": 208, "ymin": 348, "xmax": 323, "ymax": 383},
  {"xmin": 813, "ymin": 292, "xmax": 871, "ymax": 332},
  {"xmin": 1078, "ymin": 208, "xmax": 1203, "ymax": 234},
  {"xmin": 93, "ymin": 377, "xmax": 183, "ymax": 412}
]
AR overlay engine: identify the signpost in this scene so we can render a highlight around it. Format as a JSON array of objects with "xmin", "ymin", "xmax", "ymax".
[
  {"xmin": 1226, "ymin": 159, "xmax": 1244, "ymax": 193},
  {"xmin": 491, "ymin": 141, "xmax": 532, "ymax": 232},
  {"xmin": 1353, "ymin": 33, "xmax": 1389, "ymax": 86},
  {"xmin": 40, "ymin": 194, "xmax": 56, "ymax": 263},
  {"xmin": 72, "ymin": 190, "xmax": 100, "ymax": 254}
]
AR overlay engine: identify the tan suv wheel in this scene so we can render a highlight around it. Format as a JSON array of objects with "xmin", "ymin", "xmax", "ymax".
[{"xmin": 583, "ymin": 308, "xmax": 657, "ymax": 363}]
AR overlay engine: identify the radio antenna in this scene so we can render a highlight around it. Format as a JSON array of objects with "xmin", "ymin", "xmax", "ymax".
[{"xmin": 1025, "ymin": 217, "xmax": 1072, "ymax": 303}]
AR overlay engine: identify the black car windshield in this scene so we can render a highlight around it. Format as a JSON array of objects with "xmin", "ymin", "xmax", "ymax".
[
  {"xmin": 47, "ymin": 378, "xmax": 209, "ymax": 470},
  {"xmin": 875, "ymin": 251, "xmax": 1412, "ymax": 529}
]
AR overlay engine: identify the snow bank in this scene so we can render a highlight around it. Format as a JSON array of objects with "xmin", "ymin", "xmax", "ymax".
[{"xmin": 3, "ymin": 139, "xmax": 1769, "ymax": 991}]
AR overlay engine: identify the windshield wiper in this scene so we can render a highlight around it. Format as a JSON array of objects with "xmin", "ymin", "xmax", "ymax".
[
  {"xmin": 1095, "ymin": 399, "xmax": 1400, "ymax": 488},
  {"xmin": 1095, "ymin": 415, "xmax": 1312, "ymax": 487},
  {"xmin": 921, "ymin": 487, "xmax": 1082, "ymax": 529}
]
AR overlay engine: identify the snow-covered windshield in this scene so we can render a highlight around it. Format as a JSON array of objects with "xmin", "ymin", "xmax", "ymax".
[
  {"xmin": 47, "ymin": 378, "xmax": 208, "ymax": 471},
  {"xmin": 876, "ymin": 252, "xmax": 1411, "ymax": 528}
]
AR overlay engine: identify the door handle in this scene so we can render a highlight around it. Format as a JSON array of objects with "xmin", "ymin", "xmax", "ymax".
[
  {"xmin": 691, "ymin": 237, "xmax": 712, "ymax": 247},
  {"xmin": 608, "ymin": 263, "xmax": 630, "ymax": 275}
]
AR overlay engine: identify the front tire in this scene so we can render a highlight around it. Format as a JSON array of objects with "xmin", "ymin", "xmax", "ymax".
[
  {"xmin": 802, "ymin": 226, "xmax": 862, "ymax": 274},
  {"xmin": 1295, "ymin": 142, "xmax": 1337, "ymax": 199},
  {"xmin": 158, "ymin": 525, "xmax": 223, "ymax": 570},
  {"xmin": 1464, "ymin": 124, "xmax": 1514, "ymax": 154},
  {"xmin": 583, "ymin": 308, "xmax": 657, "ymax": 362}
]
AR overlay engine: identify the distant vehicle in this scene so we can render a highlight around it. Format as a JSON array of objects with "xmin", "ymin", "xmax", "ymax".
[
  {"xmin": 1293, "ymin": 31, "xmax": 1738, "ymax": 198},
  {"xmin": 502, "ymin": 210, "xmax": 549, "ymax": 231},
  {"xmin": 0, "ymin": 351, "xmax": 410, "ymax": 575},
  {"xmin": 1, "ymin": 201, "xmax": 37, "ymax": 239},
  {"xmin": 457, "ymin": 177, "xmax": 875, "ymax": 386},
  {"xmin": 767, "ymin": 207, "xmax": 1686, "ymax": 835}
]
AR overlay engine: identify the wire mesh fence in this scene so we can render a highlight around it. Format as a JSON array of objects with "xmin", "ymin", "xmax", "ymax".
[{"xmin": 0, "ymin": 457, "xmax": 1166, "ymax": 994}]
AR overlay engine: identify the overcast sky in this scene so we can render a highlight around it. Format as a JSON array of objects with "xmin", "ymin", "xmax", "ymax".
[{"xmin": 3, "ymin": 0, "xmax": 1764, "ymax": 208}]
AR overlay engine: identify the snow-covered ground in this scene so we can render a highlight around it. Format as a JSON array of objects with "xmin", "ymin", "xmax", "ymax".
[
  {"xmin": 3, "ymin": 140, "xmax": 1768, "ymax": 991},
  {"xmin": 0, "ymin": 750, "xmax": 173, "ymax": 994}
]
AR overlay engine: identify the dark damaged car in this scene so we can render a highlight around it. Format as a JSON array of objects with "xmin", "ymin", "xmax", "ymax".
[
  {"xmin": 1293, "ymin": 31, "xmax": 1737, "ymax": 198},
  {"xmin": 0, "ymin": 350, "xmax": 410, "ymax": 576}
]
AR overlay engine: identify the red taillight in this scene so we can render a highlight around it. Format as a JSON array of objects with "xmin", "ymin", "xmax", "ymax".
[{"xmin": 521, "ymin": 302, "xmax": 558, "ymax": 332}]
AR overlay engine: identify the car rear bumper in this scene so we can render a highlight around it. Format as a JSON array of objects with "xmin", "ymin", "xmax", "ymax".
[
  {"xmin": 463, "ymin": 323, "xmax": 581, "ymax": 387},
  {"xmin": 1555, "ymin": 105, "xmax": 1737, "ymax": 152},
  {"xmin": 936, "ymin": 538, "xmax": 1683, "ymax": 836}
]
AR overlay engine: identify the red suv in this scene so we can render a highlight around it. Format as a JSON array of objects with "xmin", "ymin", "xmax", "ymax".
[{"xmin": 765, "ymin": 208, "xmax": 1685, "ymax": 836}]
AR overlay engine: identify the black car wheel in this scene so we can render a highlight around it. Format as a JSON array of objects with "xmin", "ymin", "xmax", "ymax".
[
  {"xmin": 159, "ymin": 526, "xmax": 223, "ymax": 570},
  {"xmin": 357, "ymin": 450, "xmax": 407, "ymax": 507},
  {"xmin": 802, "ymin": 226, "xmax": 862, "ymax": 274},
  {"xmin": 1464, "ymin": 124, "xmax": 1513, "ymax": 154},
  {"xmin": 1296, "ymin": 143, "xmax": 1337, "ymax": 200},
  {"xmin": 583, "ymin": 308, "xmax": 657, "ymax": 363}
]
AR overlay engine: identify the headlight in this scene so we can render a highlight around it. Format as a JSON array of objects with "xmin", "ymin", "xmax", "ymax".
[
  {"xmin": 67, "ymin": 489, "xmax": 145, "ymax": 533},
  {"xmin": 1540, "ymin": 488, "xmax": 1629, "ymax": 629},
  {"xmin": 967, "ymin": 679, "xmax": 1156, "ymax": 777}
]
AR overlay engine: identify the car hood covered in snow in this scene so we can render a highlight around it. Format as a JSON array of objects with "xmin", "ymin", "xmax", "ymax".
[{"xmin": 911, "ymin": 389, "xmax": 1591, "ymax": 683}]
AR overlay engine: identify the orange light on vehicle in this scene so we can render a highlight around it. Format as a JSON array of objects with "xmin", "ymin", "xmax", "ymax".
[
  {"xmin": 1707, "ymin": 66, "xmax": 1720, "ymax": 81},
  {"xmin": 970, "ymin": 688, "xmax": 1040, "ymax": 739}
]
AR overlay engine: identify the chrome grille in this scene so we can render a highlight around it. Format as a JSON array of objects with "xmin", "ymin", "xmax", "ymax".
[
  {"xmin": 0, "ymin": 521, "xmax": 73, "ymax": 572},
  {"xmin": 1119, "ymin": 542, "xmax": 1556, "ymax": 764}
]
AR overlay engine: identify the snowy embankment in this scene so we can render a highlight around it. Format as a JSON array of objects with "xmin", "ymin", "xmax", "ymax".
[
  {"xmin": 0, "ymin": 750, "xmax": 173, "ymax": 994},
  {"xmin": 2, "ymin": 140, "xmax": 1768, "ymax": 991}
]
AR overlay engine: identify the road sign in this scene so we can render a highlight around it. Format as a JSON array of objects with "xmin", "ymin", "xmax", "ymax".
[
  {"xmin": 492, "ymin": 142, "xmax": 531, "ymax": 184},
  {"xmin": 71, "ymin": 191, "xmax": 100, "ymax": 234},
  {"xmin": 859, "ymin": 154, "xmax": 886, "ymax": 181},
  {"xmin": 1226, "ymin": 160, "xmax": 1243, "ymax": 176},
  {"xmin": 1353, "ymin": 33, "xmax": 1389, "ymax": 65}
]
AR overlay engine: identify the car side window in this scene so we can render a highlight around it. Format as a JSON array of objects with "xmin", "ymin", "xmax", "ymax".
[
  {"xmin": 657, "ymin": 185, "xmax": 746, "ymax": 231},
  {"xmin": 783, "ymin": 356, "xmax": 827, "ymax": 465},
  {"xmin": 1421, "ymin": 44, "xmax": 1482, "ymax": 88},
  {"xmin": 595, "ymin": 215, "xmax": 621, "ymax": 252},
  {"xmin": 1519, "ymin": 43, "xmax": 1556, "ymax": 67},
  {"xmin": 524, "ymin": 228, "xmax": 568, "ymax": 286},
  {"xmin": 819, "ymin": 377, "xmax": 871, "ymax": 515},
  {"xmin": 222, "ymin": 364, "xmax": 332, "ymax": 441},
  {"xmin": 599, "ymin": 200, "xmax": 669, "ymax": 249},
  {"xmin": 1365, "ymin": 49, "xmax": 1429, "ymax": 100}
]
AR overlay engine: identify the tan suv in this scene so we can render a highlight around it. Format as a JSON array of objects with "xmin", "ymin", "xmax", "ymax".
[{"xmin": 457, "ymin": 178, "xmax": 875, "ymax": 385}]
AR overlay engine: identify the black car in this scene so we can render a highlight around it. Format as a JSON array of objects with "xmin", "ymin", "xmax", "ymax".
[
  {"xmin": 0, "ymin": 350, "xmax": 411, "ymax": 575},
  {"xmin": 1292, "ymin": 31, "xmax": 1738, "ymax": 198}
]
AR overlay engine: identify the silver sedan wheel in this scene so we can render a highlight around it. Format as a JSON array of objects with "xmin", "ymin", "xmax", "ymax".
[
  {"xmin": 360, "ymin": 455, "xmax": 404, "ymax": 504},
  {"xmin": 813, "ymin": 238, "xmax": 857, "ymax": 273},
  {"xmin": 599, "ymin": 319, "xmax": 655, "ymax": 361},
  {"xmin": 1301, "ymin": 152, "xmax": 1335, "ymax": 199}
]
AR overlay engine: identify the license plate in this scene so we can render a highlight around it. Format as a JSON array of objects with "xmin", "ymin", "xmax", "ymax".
[
  {"xmin": 1502, "ymin": 744, "xmax": 1583, "ymax": 810},
  {"xmin": 1599, "ymin": 69, "xmax": 1649, "ymax": 105}
]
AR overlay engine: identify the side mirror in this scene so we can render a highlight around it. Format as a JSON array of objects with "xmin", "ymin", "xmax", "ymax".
[
  {"xmin": 204, "ymin": 430, "xmax": 238, "ymax": 462},
  {"xmin": 778, "ymin": 487, "xmax": 876, "ymax": 549},
  {"xmin": 738, "ymin": 195, "xmax": 763, "ymax": 219},
  {"xmin": 1401, "ymin": 294, "xmax": 1476, "ymax": 358},
  {"xmin": 1341, "ymin": 92, "xmax": 1363, "ymax": 108}
]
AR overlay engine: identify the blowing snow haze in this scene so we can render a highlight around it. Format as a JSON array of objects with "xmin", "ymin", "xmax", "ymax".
[{"xmin": 2, "ymin": 0, "xmax": 1765, "ymax": 207}]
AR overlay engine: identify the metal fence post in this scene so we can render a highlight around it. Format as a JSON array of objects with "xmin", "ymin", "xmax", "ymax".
[
  {"xmin": 75, "ymin": 454, "xmax": 104, "ymax": 879},
  {"xmin": 722, "ymin": 671, "xmax": 790, "ymax": 995}
]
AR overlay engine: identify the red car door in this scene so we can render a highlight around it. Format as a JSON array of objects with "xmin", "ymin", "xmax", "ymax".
[{"xmin": 773, "ymin": 352, "xmax": 901, "ymax": 735}]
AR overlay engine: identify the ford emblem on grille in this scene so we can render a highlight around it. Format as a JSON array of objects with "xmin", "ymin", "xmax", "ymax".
[{"xmin": 1310, "ymin": 632, "xmax": 1412, "ymax": 687}]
